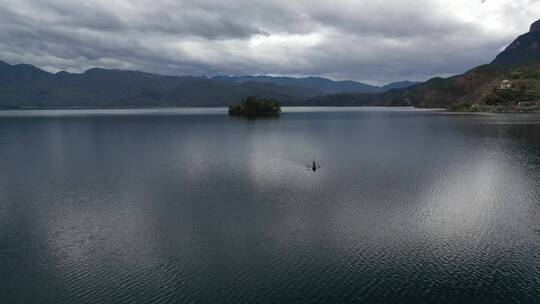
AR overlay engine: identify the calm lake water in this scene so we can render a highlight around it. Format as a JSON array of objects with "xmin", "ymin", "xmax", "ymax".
[{"xmin": 1, "ymin": 107, "xmax": 539, "ymax": 304}]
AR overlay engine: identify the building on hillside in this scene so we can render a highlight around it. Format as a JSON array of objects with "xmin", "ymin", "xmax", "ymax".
[
  {"xmin": 499, "ymin": 79, "xmax": 512, "ymax": 90},
  {"xmin": 518, "ymin": 101, "xmax": 540, "ymax": 107}
]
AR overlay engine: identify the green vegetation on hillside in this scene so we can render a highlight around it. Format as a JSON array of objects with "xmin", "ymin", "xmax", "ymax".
[
  {"xmin": 447, "ymin": 101, "xmax": 478, "ymax": 112},
  {"xmin": 482, "ymin": 62, "xmax": 540, "ymax": 103},
  {"xmin": 228, "ymin": 96, "xmax": 281, "ymax": 117},
  {"xmin": 373, "ymin": 59, "xmax": 540, "ymax": 112}
]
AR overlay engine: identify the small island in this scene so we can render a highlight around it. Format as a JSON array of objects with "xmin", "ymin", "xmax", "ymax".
[{"xmin": 228, "ymin": 96, "xmax": 281, "ymax": 117}]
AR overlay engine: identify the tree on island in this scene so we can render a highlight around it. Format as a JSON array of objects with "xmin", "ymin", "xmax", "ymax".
[{"xmin": 228, "ymin": 96, "xmax": 281, "ymax": 117}]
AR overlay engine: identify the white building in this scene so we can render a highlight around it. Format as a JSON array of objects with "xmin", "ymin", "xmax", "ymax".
[{"xmin": 499, "ymin": 80, "xmax": 512, "ymax": 90}]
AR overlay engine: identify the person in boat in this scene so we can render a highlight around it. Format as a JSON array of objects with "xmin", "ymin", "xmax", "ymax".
[{"xmin": 311, "ymin": 161, "xmax": 320, "ymax": 172}]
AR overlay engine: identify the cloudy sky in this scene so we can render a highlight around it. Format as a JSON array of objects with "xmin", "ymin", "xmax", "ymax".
[{"xmin": 1, "ymin": 0, "xmax": 539, "ymax": 84}]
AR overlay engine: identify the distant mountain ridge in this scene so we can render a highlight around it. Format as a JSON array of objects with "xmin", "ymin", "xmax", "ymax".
[
  {"xmin": 381, "ymin": 81, "xmax": 421, "ymax": 91},
  {"xmin": 213, "ymin": 75, "xmax": 419, "ymax": 94},
  {"xmin": 0, "ymin": 61, "xmax": 419, "ymax": 109},
  {"xmin": 0, "ymin": 62, "xmax": 325, "ymax": 108},
  {"xmin": 212, "ymin": 75, "xmax": 383, "ymax": 94}
]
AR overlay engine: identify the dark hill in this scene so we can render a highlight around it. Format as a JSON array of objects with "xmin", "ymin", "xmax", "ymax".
[
  {"xmin": 492, "ymin": 19, "xmax": 540, "ymax": 65},
  {"xmin": 0, "ymin": 62, "xmax": 324, "ymax": 109},
  {"xmin": 212, "ymin": 75, "xmax": 383, "ymax": 94},
  {"xmin": 381, "ymin": 81, "xmax": 421, "ymax": 91}
]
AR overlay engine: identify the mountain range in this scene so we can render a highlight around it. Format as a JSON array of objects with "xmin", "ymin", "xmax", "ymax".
[
  {"xmin": 1, "ymin": 18, "xmax": 540, "ymax": 109},
  {"xmin": 212, "ymin": 76, "xmax": 419, "ymax": 94},
  {"xmin": 0, "ymin": 64, "xmax": 333, "ymax": 108},
  {"xmin": 0, "ymin": 59, "xmax": 418, "ymax": 109}
]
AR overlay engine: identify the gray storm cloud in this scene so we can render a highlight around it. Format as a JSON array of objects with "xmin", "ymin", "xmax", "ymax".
[{"xmin": 0, "ymin": 0, "xmax": 539, "ymax": 84}]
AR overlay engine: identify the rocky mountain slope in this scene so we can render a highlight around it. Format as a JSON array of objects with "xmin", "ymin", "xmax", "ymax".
[{"xmin": 492, "ymin": 20, "xmax": 540, "ymax": 65}]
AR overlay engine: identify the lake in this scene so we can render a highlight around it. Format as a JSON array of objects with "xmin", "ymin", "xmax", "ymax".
[{"xmin": 0, "ymin": 107, "xmax": 539, "ymax": 304}]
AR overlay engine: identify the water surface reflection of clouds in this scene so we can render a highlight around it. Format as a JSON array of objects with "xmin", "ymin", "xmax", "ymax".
[{"xmin": 0, "ymin": 109, "xmax": 539, "ymax": 303}]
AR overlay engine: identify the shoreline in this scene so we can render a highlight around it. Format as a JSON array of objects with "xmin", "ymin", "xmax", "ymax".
[
  {"xmin": 1, "ymin": 104, "xmax": 532, "ymax": 111},
  {"xmin": 1, "ymin": 106, "xmax": 538, "ymax": 115},
  {"xmin": 0, "ymin": 105, "xmax": 423, "ymax": 111}
]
